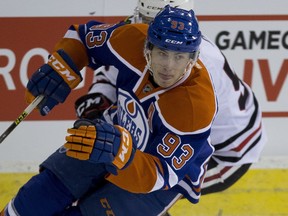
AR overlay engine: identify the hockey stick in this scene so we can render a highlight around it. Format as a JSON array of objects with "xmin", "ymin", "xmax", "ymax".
[{"xmin": 0, "ymin": 95, "xmax": 44, "ymax": 144}]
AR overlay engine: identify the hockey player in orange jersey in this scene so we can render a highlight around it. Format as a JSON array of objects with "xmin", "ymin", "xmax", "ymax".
[
  {"xmin": 75, "ymin": 0, "xmax": 267, "ymax": 198},
  {"xmin": 1, "ymin": 5, "xmax": 218, "ymax": 216}
]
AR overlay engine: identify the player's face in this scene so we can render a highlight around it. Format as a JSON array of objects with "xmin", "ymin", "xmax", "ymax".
[{"xmin": 150, "ymin": 46, "xmax": 192, "ymax": 88}]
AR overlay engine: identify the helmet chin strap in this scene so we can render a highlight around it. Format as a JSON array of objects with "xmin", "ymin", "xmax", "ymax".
[
  {"xmin": 179, "ymin": 50, "xmax": 199, "ymax": 80},
  {"xmin": 185, "ymin": 59, "xmax": 195, "ymax": 74},
  {"xmin": 175, "ymin": 59, "xmax": 194, "ymax": 83},
  {"xmin": 144, "ymin": 49, "xmax": 154, "ymax": 76}
]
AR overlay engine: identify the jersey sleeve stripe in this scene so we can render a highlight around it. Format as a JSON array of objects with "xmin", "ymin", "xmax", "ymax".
[{"xmin": 231, "ymin": 123, "xmax": 262, "ymax": 152}]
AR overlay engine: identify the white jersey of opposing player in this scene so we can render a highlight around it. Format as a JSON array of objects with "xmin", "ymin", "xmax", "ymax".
[
  {"xmin": 87, "ymin": 34, "xmax": 266, "ymax": 166},
  {"xmin": 199, "ymin": 35, "xmax": 266, "ymax": 166},
  {"xmin": 89, "ymin": 65, "xmax": 118, "ymax": 103}
]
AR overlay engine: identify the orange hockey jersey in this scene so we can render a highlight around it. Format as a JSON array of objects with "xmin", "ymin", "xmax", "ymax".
[{"xmin": 54, "ymin": 21, "xmax": 217, "ymax": 203}]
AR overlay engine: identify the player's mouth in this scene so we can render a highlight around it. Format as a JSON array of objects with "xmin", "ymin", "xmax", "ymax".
[{"xmin": 158, "ymin": 73, "xmax": 174, "ymax": 81}]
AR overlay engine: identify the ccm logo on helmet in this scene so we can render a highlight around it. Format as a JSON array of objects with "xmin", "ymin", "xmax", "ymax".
[
  {"xmin": 165, "ymin": 39, "xmax": 183, "ymax": 45},
  {"xmin": 147, "ymin": 5, "xmax": 181, "ymax": 11},
  {"xmin": 147, "ymin": 6, "xmax": 162, "ymax": 10}
]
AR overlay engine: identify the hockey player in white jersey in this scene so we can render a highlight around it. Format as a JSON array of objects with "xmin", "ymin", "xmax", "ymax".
[{"xmin": 75, "ymin": 0, "xmax": 267, "ymax": 195}]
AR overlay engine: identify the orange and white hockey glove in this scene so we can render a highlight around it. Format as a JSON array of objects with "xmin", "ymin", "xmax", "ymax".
[{"xmin": 64, "ymin": 119, "xmax": 135, "ymax": 175}]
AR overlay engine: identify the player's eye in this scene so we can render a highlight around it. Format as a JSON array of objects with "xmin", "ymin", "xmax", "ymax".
[
  {"xmin": 158, "ymin": 51, "xmax": 169, "ymax": 59},
  {"xmin": 175, "ymin": 55, "xmax": 184, "ymax": 60}
]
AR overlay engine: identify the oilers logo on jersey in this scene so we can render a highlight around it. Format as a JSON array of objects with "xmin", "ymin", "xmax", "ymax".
[{"xmin": 117, "ymin": 89, "xmax": 149, "ymax": 151}]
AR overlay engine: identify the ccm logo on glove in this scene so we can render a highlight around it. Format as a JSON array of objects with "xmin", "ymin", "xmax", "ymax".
[
  {"xmin": 25, "ymin": 49, "xmax": 82, "ymax": 116},
  {"xmin": 113, "ymin": 126, "xmax": 132, "ymax": 169},
  {"xmin": 48, "ymin": 52, "xmax": 81, "ymax": 89}
]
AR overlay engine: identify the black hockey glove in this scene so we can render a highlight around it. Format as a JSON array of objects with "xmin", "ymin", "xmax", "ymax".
[{"xmin": 75, "ymin": 93, "xmax": 112, "ymax": 120}]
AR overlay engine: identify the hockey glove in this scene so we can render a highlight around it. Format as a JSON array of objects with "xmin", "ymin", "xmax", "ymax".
[
  {"xmin": 74, "ymin": 93, "xmax": 112, "ymax": 120},
  {"xmin": 26, "ymin": 49, "xmax": 82, "ymax": 116},
  {"xmin": 64, "ymin": 119, "xmax": 134, "ymax": 175}
]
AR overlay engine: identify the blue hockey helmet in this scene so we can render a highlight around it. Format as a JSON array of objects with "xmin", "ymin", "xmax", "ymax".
[{"xmin": 147, "ymin": 5, "xmax": 201, "ymax": 53}]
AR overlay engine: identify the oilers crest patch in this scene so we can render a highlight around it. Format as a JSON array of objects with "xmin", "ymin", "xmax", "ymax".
[{"xmin": 117, "ymin": 89, "xmax": 149, "ymax": 151}]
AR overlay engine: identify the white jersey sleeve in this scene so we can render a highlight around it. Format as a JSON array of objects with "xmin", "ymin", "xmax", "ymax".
[{"xmin": 88, "ymin": 65, "xmax": 118, "ymax": 103}]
